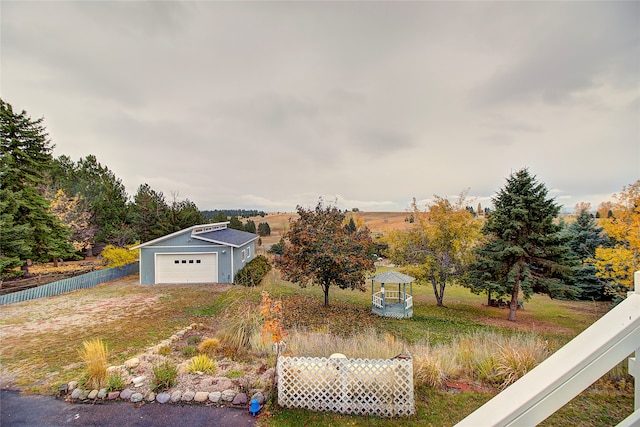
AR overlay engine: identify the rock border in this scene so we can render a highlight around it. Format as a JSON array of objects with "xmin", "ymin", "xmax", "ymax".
[{"xmin": 60, "ymin": 324, "xmax": 270, "ymax": 410}]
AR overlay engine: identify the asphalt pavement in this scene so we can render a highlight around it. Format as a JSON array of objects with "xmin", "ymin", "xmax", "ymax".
[{"xmin": 0, "ymin": 390, "xmax": 257, "ymax": 427}]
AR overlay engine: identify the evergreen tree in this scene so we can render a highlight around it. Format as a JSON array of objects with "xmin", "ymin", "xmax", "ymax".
[
  {"xmin": 565, "ymin": 208, "xmax": 609, "ymax": 300},
  {"xmin": 345, "ymin": 217, "xmax": 357, "ymax": 234},
  {"xmin": 0, "ymin": 100, "xmax": 74, "ymax": 276},
  {"xmin": 257, "ymin": 222, "xmax": 271, "ymax": 236},
  {"xmin": 244, "ymin": 219, "xmax": 256, "ymax": 234},
  {"xmin": 212, "ymin": 211, "xmax": 228, "ymax": 223},
  {"xmin": 74, "ymin": 155, "xmax": 132, "ymax": 245},
  {"xmin": 167, "ymin": 198, "xmax": 204, "ymax": 232},
  {"xmin": 228, "ymin": 216, "xmax": 244, "ymax": 231},
  {"xmin": 132, "ymin": 183, "xmax": 171, "ymax": 242},
  {"xmin": 466, "ymin": 169, "xmax": 576, "ymax": 321}
]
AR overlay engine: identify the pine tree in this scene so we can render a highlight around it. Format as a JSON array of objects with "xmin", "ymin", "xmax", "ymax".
[
  {"xmin": 257, "ymin": 222, "xmax": 271, "ymax": 236},
  {"xmin": 466, "ymin": 168, "xmax": 576, "ymax": 321},
  {"xmin": 0, "ymin": 99, "xmax": 74, "ymax": 276},
  {"xmin": 565, "ymin": 208, "xmax": 609, "ymax": 300}
]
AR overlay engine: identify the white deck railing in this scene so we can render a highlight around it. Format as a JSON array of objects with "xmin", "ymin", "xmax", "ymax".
[{"xmin": 456, "ymin": 271, "xmax": 640, "ymax": 427}]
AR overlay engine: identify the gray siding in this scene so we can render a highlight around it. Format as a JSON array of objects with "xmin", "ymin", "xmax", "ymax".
[{"xmin": 137, "ymin": 226, "xmax": 258, "ymax": 285}]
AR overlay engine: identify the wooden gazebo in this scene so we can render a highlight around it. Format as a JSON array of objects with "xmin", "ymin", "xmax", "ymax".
[{"xmin": 370, "ymin": 271, "xmax": 415, "ymax": 319}]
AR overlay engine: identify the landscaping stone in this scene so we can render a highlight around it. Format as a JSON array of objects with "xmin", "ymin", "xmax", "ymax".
[
  {"xmin": 251, "ymin": 391, "xmax": 265, "ymax": 405},
  {"xmin": 156, "ymin": 392, "xmax": 171, "ymax": 403},
  {"xmin": 119, "ymin": 388, "xmax": 133, "ymax": 400},
  {"xmin": 70, "ymin": 388, "xmax": 82, "ymax": 399},
  {"xmin": 131, "ymin": 392, "xmax": 144, "ymax": 403},
  {"xmin": 170, "ymin": 390, "xmax": 182, "ymax": 402},
  {"xmin": 212, "ymin": 378, "xmax": 234, "ymax": 392},
  {"xmin": 221, "ymin": 389, "xmax": 236, "ymax": 402},
  {"xmin": 97, "ymin": 389, "xmax": 107, "ymax": 399},
  {"xmin": 79, "ymin": 390, "xmax": 90, "ymax": 401},
  {"xmin": 107, "ymin": 391, "xmax": 120, "ymax": 400},
  {"xmin": 68, "ymin": 381, "xmax": 78, "ymax": 391},
  {"xmin": 194, "ymin": 391, "xmax": 209, "ymax": 402},
  {"xmin": 87, "ymin": 390, "xmax": 99, "ymax": 400},
  {"xmin": 232, "ymin": 393, "xmax": 248, "ymax": 405},
  {"xmin": 124, "ymin": 358, "xmax": 140, "ymax": 369},
  {"xmin": 132, "ymin": 375, "xmax": 146, "ymax": 386},
  {"xmin": 208, "ymin": 391, "xmax": 221, "ymax": 403},
  {"xmin": 57, "ymin": 384, "xmax": 68, "ymax": 395},
  {"xmin": 146, "ymin": 392, "xmax": 155, "ymax": 402},
  {"xmin": 182, "ymin": 391, "xmax": 195, "ymax": 402}
]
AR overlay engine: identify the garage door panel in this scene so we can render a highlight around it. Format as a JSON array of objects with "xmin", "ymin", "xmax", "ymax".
[{"xmin": 155, "ymin": 253, "xmax": 217, "ymax": 284}]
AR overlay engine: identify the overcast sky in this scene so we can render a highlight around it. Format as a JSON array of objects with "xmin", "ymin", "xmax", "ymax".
[{"xmin": 2, "ymin": 1, "xmax": 638, "ymax": 212}]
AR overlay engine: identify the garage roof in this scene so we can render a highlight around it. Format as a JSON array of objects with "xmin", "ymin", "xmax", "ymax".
[
  {"xmin": 130, "ymin": 223, "xmax": 258, "ymax": 250},
  {"xmin": 192, "ymin": 227, "xmax": 258, "ymax": 248}
]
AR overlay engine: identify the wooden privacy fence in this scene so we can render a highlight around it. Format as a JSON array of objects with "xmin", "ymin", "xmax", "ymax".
[
  {"xmin": 0, "ymin": 262, "xmax": 139, "ymax": 306},
  {"xmin": 277, "ymin": 355, "xmax": 415, "ymax": 417}
]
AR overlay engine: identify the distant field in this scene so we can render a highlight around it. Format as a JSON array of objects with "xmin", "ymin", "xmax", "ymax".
[{"xmin": 250, "ymin": 211, "xmax": 414, "ymax": 245}]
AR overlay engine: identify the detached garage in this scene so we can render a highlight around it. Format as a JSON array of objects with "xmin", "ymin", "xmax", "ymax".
[{"xmin": 131, "ymin": 222, "xmax": 258, "ymax": 285}]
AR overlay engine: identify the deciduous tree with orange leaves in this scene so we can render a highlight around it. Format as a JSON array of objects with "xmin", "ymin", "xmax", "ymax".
[{"xmin": 276, "ymin": 199, "xmax": 376, "ymax": 307}]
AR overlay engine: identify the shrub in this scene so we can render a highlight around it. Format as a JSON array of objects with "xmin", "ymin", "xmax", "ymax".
[
  {"xmin": 158, "ymin": 345, "xmax": 172, "ymax": 356},
  {"xmin": 268, "ymin": 238, "xmax": 285, "ymax": 255},
  {"xmin": 187, "ymin": 335, "xmax": 202, "ymax": 345},
  {"xmin": 78, "ymin": 338, "xmax": 108, "ymax": 389},
  {"xmin": 235, "ymin": 255, "xmax": 272, "ymax": 286},
  {"xmin": 106, "ymin": 371, "xmax": 125, "ymax": 392},
  {"xmin": 198, "ymin": 338, "xmax": 221, "ymax": 356},
  {"xmin": 186, "ymin": 354, "xmax": 217, "ymax": 374},
  {"xmin": 151, "ymin": 361, "xmax": 177, "ymax": 392},
  {"xmin": 182, "ymin": 345, "xmax": 198, "ymax": 357},
  {"xmin": 100, "ymin": 244, "xmax": 138, "ymax": 268}
]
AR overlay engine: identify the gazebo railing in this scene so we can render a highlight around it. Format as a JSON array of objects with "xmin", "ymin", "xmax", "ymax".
[
  {"xmin": 372, "ymin": 292, "xmax": 384, "ymax": 309},
  {"xmin": 372, "ymin": 291, "xmax": 413, "ymax": 311}
]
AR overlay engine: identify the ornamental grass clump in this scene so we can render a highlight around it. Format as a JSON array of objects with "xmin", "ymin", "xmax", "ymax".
[
  {"xmin": 78, "ymin": 338, "xmax": 108, "ymax": 389},
  {"xmin": 151, "ymin": 361, "xmax": 178, "ymax": 392},
  {"xmin": 186, "ymin": 354, "xmax": 217, "ymax": 374},
  {"xmin": 198, "ymin": 337, "xmax": 221, "ymax": 356}
]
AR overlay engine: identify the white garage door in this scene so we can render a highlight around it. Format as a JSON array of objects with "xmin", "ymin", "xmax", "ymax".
[{"xmin": 155, "ymin": 253, "xmax": 218, "ymax": 284}]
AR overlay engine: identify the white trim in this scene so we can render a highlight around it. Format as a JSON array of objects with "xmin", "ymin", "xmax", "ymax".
[
  {"xmin": 192, "ymin": 234, "xmax": 259, "ymax": 248},
  {"xmin": 141, "ymin": 244, "xmax": 226, "ymax": 249}
]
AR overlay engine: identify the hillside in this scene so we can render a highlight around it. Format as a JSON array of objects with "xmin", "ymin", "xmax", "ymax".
[{"xmin": 249, "ymin": 211, "xmax": 414, "ymax": 245}]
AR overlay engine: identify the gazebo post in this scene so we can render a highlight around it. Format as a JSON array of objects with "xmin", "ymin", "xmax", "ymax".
[
  {"xmin": 403, "ymin": 283, "xmax": 407, "ymax": 318},
  {"xmin": 382, "ymin": 283, "xmax": 386, "ymax": 316}
]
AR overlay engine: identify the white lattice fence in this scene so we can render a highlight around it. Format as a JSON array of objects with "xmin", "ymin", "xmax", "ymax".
[{"xmin": 277, "ymin": 356, "xmax": 415, "ymax": 417}]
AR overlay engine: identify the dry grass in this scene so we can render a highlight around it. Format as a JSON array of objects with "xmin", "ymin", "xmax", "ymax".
[
  {"xmin": 77, "ymin": 338, "xmax": 108, "ymax": 389},
  {"xmin": 197, "ymin": 338, "xmax": 221, "ymax": 356},
  {"xmin": 285, "ymin": 328, "xmax": 406, "ymax": 359},
  {"xmin": 284, "ymin": 327, "xmax": 551, "ymax": 391}
]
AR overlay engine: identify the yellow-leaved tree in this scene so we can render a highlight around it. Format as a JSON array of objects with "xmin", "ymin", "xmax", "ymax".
[
  {"xmin": 594, "ymin": 180, "xmax": 640, "ymax": 300},
  {"xmin": 386, "ymin": 191, "xmax": 482, "ymax": 306}
]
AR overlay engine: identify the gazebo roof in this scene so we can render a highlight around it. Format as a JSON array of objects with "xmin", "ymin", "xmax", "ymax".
[{"xmin": 370, "ymin": 271, "xmax": 415, "ymax": 284}]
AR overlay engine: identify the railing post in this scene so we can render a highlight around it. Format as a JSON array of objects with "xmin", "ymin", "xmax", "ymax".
[{"xmin": 630, "ymin": 271, "xmax": 640, "ymax": 412}]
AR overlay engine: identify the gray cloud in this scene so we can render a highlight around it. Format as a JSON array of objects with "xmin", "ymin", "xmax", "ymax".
[{"xmin": 2, "ymin": 1, "xmax": 637, "ymax": 212}]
